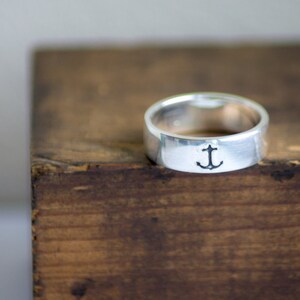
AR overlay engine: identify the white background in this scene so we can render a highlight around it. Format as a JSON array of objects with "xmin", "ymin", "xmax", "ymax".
[{"xmin": 0, "ymin": 1, "xmax": 299, "ymax": 299}]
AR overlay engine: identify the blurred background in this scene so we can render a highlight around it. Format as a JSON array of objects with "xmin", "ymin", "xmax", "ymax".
[{"xmin": 0, "ymin": 1, "xmax": 299, "ymax": 299}]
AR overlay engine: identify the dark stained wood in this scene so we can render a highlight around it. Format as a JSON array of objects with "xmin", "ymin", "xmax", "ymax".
[{"xmin": 32, "ymin": 46, "xmax": 300, "ymax": 300}]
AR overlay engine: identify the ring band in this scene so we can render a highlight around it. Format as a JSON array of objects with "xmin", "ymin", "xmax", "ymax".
[{"xmin": 144, "ymin": 92, "xmax": 269, "ymax": 173}]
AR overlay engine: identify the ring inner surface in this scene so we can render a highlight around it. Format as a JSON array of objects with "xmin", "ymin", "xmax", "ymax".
[{"xmin": 152, "ymin": 99, "xmax": 261, "ymax": 137}]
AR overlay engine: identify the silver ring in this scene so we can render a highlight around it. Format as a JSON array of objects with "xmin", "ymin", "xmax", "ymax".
[{"xmin": 144, "ymin": 92, "xmax": 269, "ymax": 173}]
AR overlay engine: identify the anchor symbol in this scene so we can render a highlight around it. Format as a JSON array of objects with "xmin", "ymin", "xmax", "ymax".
[{"xmin": 196, "ymin": 145, "xmax": 223, "ymax": 170}]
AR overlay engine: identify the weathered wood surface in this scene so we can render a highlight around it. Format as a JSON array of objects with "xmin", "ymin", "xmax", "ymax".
[{"xmin": 32, "ymin": 46, "xmax": 300, "ymax": 300}]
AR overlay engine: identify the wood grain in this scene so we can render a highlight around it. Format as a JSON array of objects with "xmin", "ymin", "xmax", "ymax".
[{"xmin": 32, "ymin": 46, "xmax": 300, "ymax": 300}]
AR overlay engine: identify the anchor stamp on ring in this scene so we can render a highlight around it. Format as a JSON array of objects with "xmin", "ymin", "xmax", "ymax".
[{"xmin": 196, "ymin": 144, "xmax": 223, "ymax": 170}]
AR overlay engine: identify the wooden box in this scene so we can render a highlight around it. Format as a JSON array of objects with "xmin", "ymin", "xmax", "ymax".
[{"xmin": 32, "ymin": 47, "xmax": 300, "ymax": 300}]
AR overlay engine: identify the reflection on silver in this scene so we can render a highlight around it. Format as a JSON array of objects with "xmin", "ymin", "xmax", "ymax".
[{"xmin": 144, "ymin": 92, "xmax": 269, "ymax": 173}]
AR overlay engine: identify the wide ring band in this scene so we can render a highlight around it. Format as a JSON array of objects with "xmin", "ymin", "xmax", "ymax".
[{"xmin": 144, "ymin": 92, "xmax": 269, "ymax": 173}]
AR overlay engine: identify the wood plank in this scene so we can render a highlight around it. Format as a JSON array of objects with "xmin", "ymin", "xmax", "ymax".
[
  {"xmin": 32, "ymin": 46, "xmax": 300, "ymax": 299},
  {"xmin": 32, "ymin": 164, "xmax": 300, "ymax": 299},
  {"xmin": 32, "ymin": 47, "xmax": 300, "ymax": 168}
]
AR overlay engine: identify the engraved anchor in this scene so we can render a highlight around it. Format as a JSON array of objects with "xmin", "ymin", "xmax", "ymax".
[{"xmin": 196, "ymin": 145, "xmax": 223, "ymax": 170}]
